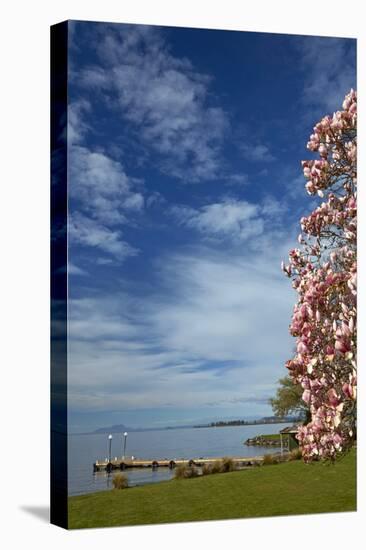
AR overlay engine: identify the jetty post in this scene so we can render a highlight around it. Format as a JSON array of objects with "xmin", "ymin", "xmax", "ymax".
[
  {"xmin": 123, "ymin": 431, "xmax": 128, "ymax": 459},
  {"xmin": 108, "ymin": 434, "xmax": 113, "ymax": 463}
]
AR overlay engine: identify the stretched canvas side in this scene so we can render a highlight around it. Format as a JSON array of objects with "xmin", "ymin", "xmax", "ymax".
[{"xmin": 50, "ymin": 20, "xmax": 68, "ymax": 530}]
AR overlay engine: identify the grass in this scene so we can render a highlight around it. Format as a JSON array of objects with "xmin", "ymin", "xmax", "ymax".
[{"xmin": 68, "ymin": 449, "xmax": 356, "ymax": 529}]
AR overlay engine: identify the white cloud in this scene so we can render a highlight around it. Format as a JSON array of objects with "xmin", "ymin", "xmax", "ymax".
[
  {"xmin": 170, "ymin": 196, "xmax": 287, "ymax": 244},
  {"xmin": 69, "ymin": 212, "xmax": 138, "ymax": 260},
  {"xmin": 77, "ymin": 24, "xmax": 229, "ymax": 182},
  {"xmin": 225, "ymin": 173, "xmax": 249, "ymax": 186},
  {"xmin": 69, "ymin": 146, "xmax": 144, "ymax": 224},
  {"xmin": 298, "ymin": 36, "xmax": 356, "ymax": 114},
  {"xmin": 68, "ymin": 99, "xmax": 91, "ymax": 145},
  {"xmin": 67, "ymin": 242, "xmax": 296, "ymax": 414},
  {"xmin": 261, "ymin": 196, "xmax": 283, "ymax": 217},
  {"xmin": 150, "ymin": 249, "xmax": 295, "ymax": 363},
  {"xmin": 172, "ymin": 199, "xmax": 263, "ymax": 242},
  {"xmin": 68, "ymin": 263, "xmax": 88, "ymax": 276},
  {"xmin": 96, "ymin": 257, "xmax": 114, "ymax": 266},
  {"xmin": 78, "ymin": 67, "xmax": 109, "ymax": 90},
  {"xmin": 68, "ymin": 145, "xmax": 144, "ymax": 260},
  {"xmin": 240, "ymin": 143, "xmax": 275, "ymax": 163},
  {"xmin": 146, "ymin": 191, "xmax": 166, "ymax": 208}
]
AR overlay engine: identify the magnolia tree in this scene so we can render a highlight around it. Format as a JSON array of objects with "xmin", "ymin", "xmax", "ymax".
[{"xmin": 281, "ymin": 89, "xmax": 357, "ymax": 461}]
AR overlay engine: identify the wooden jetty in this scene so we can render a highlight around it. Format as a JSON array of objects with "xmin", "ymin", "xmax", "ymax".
[{"xmin": 93, "ymin": 455, "xmax": 271, "ymax": 473}]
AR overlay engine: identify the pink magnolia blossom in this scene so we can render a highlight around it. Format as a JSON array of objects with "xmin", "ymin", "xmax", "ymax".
[{"xmin": 282, "ymin": 89, "xmax": 357, "ymax": 461}]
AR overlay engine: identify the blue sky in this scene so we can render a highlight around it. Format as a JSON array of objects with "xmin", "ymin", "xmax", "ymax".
[{"xmin": 66, "ymin": 21, "xmax": 356, "ymax": 433}]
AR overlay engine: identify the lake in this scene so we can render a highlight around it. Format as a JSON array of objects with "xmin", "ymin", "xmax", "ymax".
[{"xmin": 68, "ymin": 423, "xmax": 291, "ymax": 496}]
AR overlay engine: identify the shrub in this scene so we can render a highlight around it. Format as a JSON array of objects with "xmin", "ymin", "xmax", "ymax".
[
  {"xmin": 112, "ymin": 473, "xmax": 128, "ymax": 489},
  {"xmin": 174, "ymin": 464, "xmax": 199, "ymax": 479},
  {"xmin": 288, "ymin": 448, "xmax": 303, "ymax": 461},
  {"xmin": 220, "ymin": 457, "xmax": 236, "ymax": 473},
  {"xmin": 210, "ymin": 460, "xmax": 223, "ymax": 474},
  {"xmin": 186, "ymin": 466, "xmax": 200, "ymax": 478},
  {"xmin": 262, "ymin": 454, "xmax": 279, "ymax": 466},
  {"xmin": 202, "ymin": 458, "xmax": 237, "ymax": 475},
  {"xmin": 174, "ymin": 464, "xmax": 186, "ymax": 478},
  {"xmin": 202, "ymin": 463, "xmax": 213, "ymax": 476}
]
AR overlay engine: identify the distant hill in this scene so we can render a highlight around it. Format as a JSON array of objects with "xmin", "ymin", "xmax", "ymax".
[
  {"xmin": 91, "ymin": 424, "xmax": 197, "ymax": 434},
  {"xmin": 93, "ymin": 424, "xmax": 129, "ymax": 434},
  {"xmin": 194, "ymin": 415, "xmax": 301, "ymax": 428}
]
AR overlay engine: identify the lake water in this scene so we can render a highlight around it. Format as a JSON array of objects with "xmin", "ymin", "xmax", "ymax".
[
  {"xmin": 68, "ymin": 423, "xmax": 291, "ymax": 496},
  {"xmin": 68, "ymin": 424, "xmax": 290, "ymax": 495}
]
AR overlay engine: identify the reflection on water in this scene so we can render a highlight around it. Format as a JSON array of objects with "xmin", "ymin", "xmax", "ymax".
[{"xmin": 68, "ymin": 423, "xmax": 291, "ymax": 496}]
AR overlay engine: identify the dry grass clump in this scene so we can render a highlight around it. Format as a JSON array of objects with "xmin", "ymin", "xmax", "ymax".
[
  {"xmin": 220, "ymin": 457, "xmax": 237, "ymax": 472},
  {"xmin": 210, "ymin": 460, "xmax": 223, "ymax": 474},
  {"xmin": 174, "ymin": 464, "xmax": 200, "ymax": 479},
  {"xmin": 288, "ymin": 448, "xmax": 303, "ymax": 461},
  {"xmin": 262, "ymin": 454, "xmax": 279, "ymax": 466},
  {"xmin": 202, "ymin": 457, "xmax": 237, "ymax": 475},
  {"xmin": 202, "ymin": 463, "xmax": 213, "ymax": 476},
  {"xmin": 112, "ymin": 473, "xmax": 128, "ymax": 489}
]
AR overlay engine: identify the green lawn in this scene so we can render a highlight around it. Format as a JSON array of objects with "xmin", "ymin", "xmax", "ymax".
[{"xmin": 68, "ymin": 449, "xmax": 356, "ymax": 529}]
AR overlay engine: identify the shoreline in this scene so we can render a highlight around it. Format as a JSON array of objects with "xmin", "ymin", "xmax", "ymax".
[{"xmin": 71, "ymin": 420, "xmax": 294, "ymax": 436}]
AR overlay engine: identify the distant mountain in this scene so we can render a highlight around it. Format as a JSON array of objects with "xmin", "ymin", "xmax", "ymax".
[
  {"xmin": 88, "ymin": 415, "xmax": 301, "ymax": 435},
  {"xmin": 93, "ymin": 424, "xmax": 129, "ymax": 434},
  {"xmin": 91, "ymin": 423, "xmax": 198, "ymax": 434}
]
